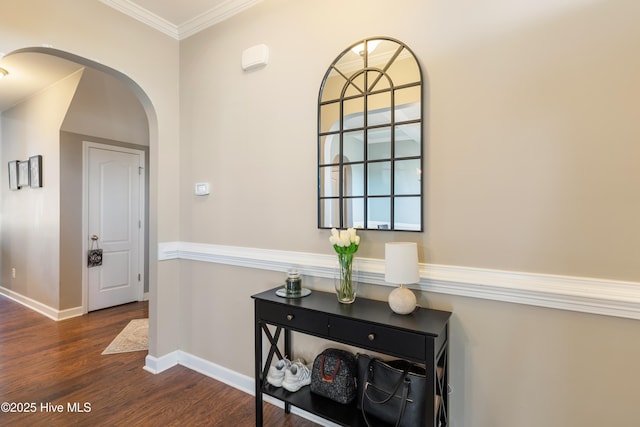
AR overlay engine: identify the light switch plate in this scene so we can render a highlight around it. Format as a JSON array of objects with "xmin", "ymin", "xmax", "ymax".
[{"xmin": 194, "ymin": 182, "xmax": 210, "ymax": 196}]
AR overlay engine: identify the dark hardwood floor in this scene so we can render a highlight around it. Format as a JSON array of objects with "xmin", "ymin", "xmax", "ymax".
[{"xmin": 0, "ymin": 296, "xmax": 318, "ymax": 426}]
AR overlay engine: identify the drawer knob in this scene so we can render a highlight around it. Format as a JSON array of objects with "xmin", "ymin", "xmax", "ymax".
[
  {"xmin": 287, "ymin": 314, "xmax": 294, "ymax": 321},
  {"xmin": 368, "ymin": 333, "xmax": 375, "ymax": 341}
]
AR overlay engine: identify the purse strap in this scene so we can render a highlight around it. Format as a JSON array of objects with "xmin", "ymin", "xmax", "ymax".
[
  {"xmin": 364, "ymin": 358, "xmax": 411, "ymax": 404},
  {"xmin": 90, "ymin": 235, "xmax": 100, "ymax": 250},
  {"xmin": 319, "ymin": 354, "xmax": 342, "ymax": 383},
  {"xmin": 362, "ymin": 358, "xmax": 412, "ymax": 427}
]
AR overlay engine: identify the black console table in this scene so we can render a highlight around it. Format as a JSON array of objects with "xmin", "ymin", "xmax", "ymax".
[{"xmin": 252, "ymin": 287, "xmax": 452, "ymax": 426}]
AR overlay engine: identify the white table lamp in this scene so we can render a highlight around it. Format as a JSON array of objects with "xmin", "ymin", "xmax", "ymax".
[{"xmin": 385, "ymin": 242, "xmax": 420, "ymax": 314}]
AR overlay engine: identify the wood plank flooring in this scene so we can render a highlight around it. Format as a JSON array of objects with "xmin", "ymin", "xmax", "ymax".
[{"xmin": 0, "ymin": 296, "xmax": 318, "ymax": 426}]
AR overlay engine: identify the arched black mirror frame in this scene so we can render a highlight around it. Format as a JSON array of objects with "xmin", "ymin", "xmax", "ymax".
[{"xmin": 317, "ymin": 37, "xmax": 424, "ymax": 231}]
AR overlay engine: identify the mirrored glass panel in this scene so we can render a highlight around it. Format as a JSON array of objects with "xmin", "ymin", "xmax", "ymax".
[
  {"xmin": 387, "ymin": 53, "xmax": 421, "ymax": 87},
  {"xmin": 395, "ymin": 90, "xmax": 421, "ymax": 121},
  {"xmin": 343, "ymin": 97, "xmax": 364, "ymax": 129},
  {"xmin": 394, "ymin": 159, "xmax": 421, "ymax": 195},
  {"xmin": 345, "ymin": 164, "xmax": 364, "ymax": 197},
  {"xmin": 321, "ymin": 68, "xmax": 347, "ymax": 103},
  {"xmin": 367, "ymin": 93, "xmax": 392, "ymax": 126},
  {"xmin": 395, "ymin": 123, "xmax": 421, "ymax": 158},
  {"xmin": 343, "ymin": 131, "xmax": 364, "ymax": 163},
  {"xmin": 319, "ymin": 134, "xmax": 339, "ymax": 166},
  {"xmin": 368, "ymin": 197, "xmax": 391, "ymax": 230},
  {"xmin": 368, "ymin": 161, "xmax": 391, "ymax": 196},
  {"xmin": 394, "ymin": 197, "xmax": 421, "ymax": 231},
  {"xmin": 346, "ymin": 197, "xmax": 364, "ymax": 228},
  {"xmin": 368, "ymin": 127, "xmax": 391, "ymax": 161},
  {"xmin": 320, "ymin": 102, "xmax": 340, "ymax": 134},
  {"xmin": 319, "ymin": 165, "xmax": 339, "ymax": 198},
  {"xmin": 318, "ymin": 37, "xmax": 423, "ymax": 231},
  {"xmin": 319, "ymin": 198, "xmax": 340, "ymax": 228}
]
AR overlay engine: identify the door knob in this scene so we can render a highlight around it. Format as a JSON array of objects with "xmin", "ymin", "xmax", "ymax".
[{"xmin": 91, "ymin": 235, "xmax": 99, "ymax": 241}]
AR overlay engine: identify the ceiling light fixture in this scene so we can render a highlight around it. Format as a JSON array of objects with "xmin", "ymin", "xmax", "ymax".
[
  {"xmin": 351, "ymin": 40, "xmax": 381, "ymax": 56},
  {"xmin": 0, "ymin": 67, "xmax": 8, "ymax": 79}
]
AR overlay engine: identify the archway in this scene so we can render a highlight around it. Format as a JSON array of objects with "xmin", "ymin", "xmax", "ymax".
[{"xmin": 1, "ymin": 46, "xmax": 158, "ymax": 351}]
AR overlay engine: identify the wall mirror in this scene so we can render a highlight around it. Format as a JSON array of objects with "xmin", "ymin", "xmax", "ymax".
[{"xmin": 318, "ymin": 37, "xmax": 423, "ymax": 231}]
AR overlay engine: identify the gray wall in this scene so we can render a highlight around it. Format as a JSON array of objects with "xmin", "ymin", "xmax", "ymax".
[
  {"xmin": 176, "ymin": 1, "xmax": 640, "ymax": 426},
  {"xmin": 0, "ymin": 70, "xmax": 82, "ymax": 308},
  {"xmin": 179, "ymin": 0, "xmax": 639, "ymax": 281}
]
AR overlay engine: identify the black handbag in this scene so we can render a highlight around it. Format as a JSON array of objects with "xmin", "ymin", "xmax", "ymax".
[
  {"xmin": 310, "ymin": 348, "xmax": 357, "ymax": 404},
  {"xmin": 357, "ymin": 354, "xmax": 427, "ymax": 427},
  {"xmin": 87, "ymin": 236, "xmax": 103, "ymax": 267}
]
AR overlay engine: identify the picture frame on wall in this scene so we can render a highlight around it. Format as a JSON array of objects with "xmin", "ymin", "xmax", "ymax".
[
  {"xmin": 18, "ymin": 160, "xmax": 29, "ymax": 189},
  {"xmin": 29, "ymin": 155, "xmax": 42, "ymax": 188},
  {"xmin": 8, "ymin": 160, "xmax": 18, "ymax": 191}
]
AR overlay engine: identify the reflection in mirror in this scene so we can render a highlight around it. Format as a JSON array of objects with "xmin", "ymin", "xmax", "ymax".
[{"xmin": 318, "ymin": 37, "xmax": 423, "ymax": 231}]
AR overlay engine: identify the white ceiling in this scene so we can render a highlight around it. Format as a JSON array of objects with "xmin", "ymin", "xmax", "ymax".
[
  {"xmin": 0, "ymin": 0, "xmax": 261, "ymax": 112},
  {"xmin": 0, "ymin": 52, "xmax": 85, "ymax": 112}
]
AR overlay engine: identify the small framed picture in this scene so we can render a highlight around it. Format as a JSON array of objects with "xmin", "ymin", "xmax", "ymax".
[
  {"xmin": 8, "ymin": 161, "xmax": 18, "ymax": 190},
  {"xmin": 29, "ymin": 155, "xmax": 42, "ymax": 188},
  {"xmin": 18, "ymin": 160, "xmax": 29, "ymax": 188}
]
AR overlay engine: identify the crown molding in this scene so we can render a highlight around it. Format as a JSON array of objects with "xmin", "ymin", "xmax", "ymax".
[
  {"xmin": 100, "ymin": 0, "xmax": 263, "ymax": 40},
  {"xmin": 179, "ymin": 0, "xmax": 264, "ymax": 40},
  {"xmin": 158, "ymin": 241, "xmax": 640, "ymax": 321},
  {"xmin": 100, "ymin": 0, "xmax": 179, "ymax": 39}
]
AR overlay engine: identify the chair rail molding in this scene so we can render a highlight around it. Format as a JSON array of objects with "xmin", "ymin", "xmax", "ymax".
[{"xmin": 158, "ymin": 241, "xmax": 640, "ymax": 321}]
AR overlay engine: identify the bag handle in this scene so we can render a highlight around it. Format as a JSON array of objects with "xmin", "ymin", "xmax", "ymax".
[
  {"xmin": 364, "ymin": 358, "xmax": 411, "ymax": 404},
  {"xmin": 362, "ymin": 358, "xmax": 413, "ymax": 427},
  {"xmin": 89, "ymin": 235, "xmax": 100, "ymax": 250},
  {"xmin": 362, "ymin": 375, "xmax": 411, "ymax": 427},
  {"xmin": 319, "ymin": 354, "xmax": 342, "ymax": 383}
]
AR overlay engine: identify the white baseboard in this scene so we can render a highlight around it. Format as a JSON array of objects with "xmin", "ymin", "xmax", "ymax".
[
  {"xmin": 157, "ymin": 241, "xmax": 640, "ymax": 321},
  {"xmin": 145, "ymin": 350, "xmax": 339, "ymax": 426},
  {"xmin": 0, "ymin": 286, "xmax": 83, "ymax": 321},
  {"xmin": 143, "ymin": 351, "xmax": 180, "ymax": 374}
]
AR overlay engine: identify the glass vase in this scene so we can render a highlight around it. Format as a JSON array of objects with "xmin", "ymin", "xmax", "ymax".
[{"xmin": 335, "ymin": 253, "xmax": 358, "ymax": 304}]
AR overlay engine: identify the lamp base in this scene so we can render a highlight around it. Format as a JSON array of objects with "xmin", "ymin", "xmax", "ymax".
[{"xmin": 388, "ymin": 284, "xmax": 417, "ymax": 315}]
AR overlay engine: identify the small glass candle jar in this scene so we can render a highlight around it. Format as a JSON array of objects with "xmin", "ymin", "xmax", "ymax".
[{"xmin": 285, "ymin": 269, "xmax": 302, "ymax": 296}]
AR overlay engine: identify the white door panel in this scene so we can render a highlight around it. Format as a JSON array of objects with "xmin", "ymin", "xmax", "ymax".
[{"xmin": 86, "ymin": 144, "xmax": 144, "ymax": 311}]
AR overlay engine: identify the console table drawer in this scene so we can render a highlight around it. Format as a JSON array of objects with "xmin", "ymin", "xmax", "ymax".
[
  {"xmin": 329, "ymin": 317, "xmax": 425, "ymax": 360},
  {"xmin": 258, "ymin": 302, "xmax": 328, "ymax": 336}
]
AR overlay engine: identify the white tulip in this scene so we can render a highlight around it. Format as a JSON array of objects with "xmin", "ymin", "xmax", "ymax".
[{"xmin": 329, "ymin": 228, "xmax": 360, "ymax": 252}]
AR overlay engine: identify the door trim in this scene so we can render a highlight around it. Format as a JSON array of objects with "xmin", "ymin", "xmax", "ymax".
[{"xmin": 82, "ymin": 141, "xmax": 146, "ymax": 313}]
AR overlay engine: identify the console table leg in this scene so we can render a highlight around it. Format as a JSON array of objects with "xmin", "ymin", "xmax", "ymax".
[
  {"xmin": 284, "ymin": 328, "xmax": 291, "ymax": 414},
  {"xmin": 255, "ymin": 316, "xmax": 263, "ymax": 426}
]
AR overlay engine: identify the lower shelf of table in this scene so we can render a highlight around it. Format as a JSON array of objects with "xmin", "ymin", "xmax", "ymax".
[
  {"xmin": 264, "ymin": 384, "xmax": 447, "ymax": 427},
  {"xmin": 263, "ymin": 384, "xmax": 388, "ymax": 427}
]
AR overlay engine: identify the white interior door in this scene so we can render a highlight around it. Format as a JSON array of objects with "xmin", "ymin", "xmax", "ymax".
[{"xmin": 86, "ymin": 143, "xmax": 144, "ymax": 311}]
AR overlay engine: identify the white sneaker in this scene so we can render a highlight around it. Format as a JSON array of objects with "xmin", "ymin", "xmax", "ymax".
[
  {"xmin": 282, "ymin": 360, "xmax": 311, "ymax": 392},
  {"xmin": 266, "ymin": 358, "xmax": 291, "ymax": 387}
]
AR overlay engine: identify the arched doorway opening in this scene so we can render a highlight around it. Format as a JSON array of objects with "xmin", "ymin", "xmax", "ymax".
[{"xmin": 0, "ymin": 47, "xmax": 157, "ymax": 337}]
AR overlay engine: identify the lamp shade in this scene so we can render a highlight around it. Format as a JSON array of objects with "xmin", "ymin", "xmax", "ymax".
[{"xmin": 385, "ymin": 242, "xmax": 420, "ymax": 285}]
